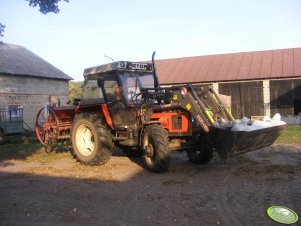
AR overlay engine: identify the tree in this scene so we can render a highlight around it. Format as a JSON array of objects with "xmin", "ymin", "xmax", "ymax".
[
  {"xmin": 26, "ymin": 0, "xmax": 69, "ymax": 14},
  {"xmin": 0, "ymin": 0, "xmax": 69, "ymax": 38},
  {"xmin": 0, "ymin": 23, "xmax": 5, "ymax": 38},
  {"xmin": 69, "ymin": 81, "xmax": 83, "ymax": 103}
]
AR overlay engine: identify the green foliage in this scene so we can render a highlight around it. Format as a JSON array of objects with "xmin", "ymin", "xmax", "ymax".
[
  {"xmin": 69, "ymin": 81, "xmax": 83, "ymax": 103},
  {"xmin": 1, "ymin": 0, "xmax": 69, "ymax": 38},
  {"xmin": 26, "ymin": 0, "xmax": 69, "ymax": 14},
  {"xmin": 0, "ymin": 23, "xmax": 5, "ymax": 38},
  {"xmin": 276, "ymin": 125, "xmax": 301, "ymax": 144}
]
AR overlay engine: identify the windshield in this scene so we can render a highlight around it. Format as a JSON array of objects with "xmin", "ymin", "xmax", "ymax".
[{"xmin": 118, "ymin": 71, "xmax": 154, "ymax": 102}]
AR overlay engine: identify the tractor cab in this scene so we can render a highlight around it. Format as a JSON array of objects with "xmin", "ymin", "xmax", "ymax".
[{"xmin": 82, "ymin": 61, "xmax": 155, "ymax": 130}]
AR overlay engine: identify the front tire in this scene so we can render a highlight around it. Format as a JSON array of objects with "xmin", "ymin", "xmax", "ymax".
[
  {"xmin": 143, "ymin": 124, "xmax": 170, "ymax": 173},
  {"xmin": 187, "ymin": 139, "xmax": 213, "ymax": 164},
  {"xmin": 71, "ymin": 113, "xmax": 113, "ymax": 165}
]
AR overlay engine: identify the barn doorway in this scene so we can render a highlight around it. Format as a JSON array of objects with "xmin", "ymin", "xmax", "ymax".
[{"xmin": 294, "ymin": 99, "xmax": 301, "ymax": 115}]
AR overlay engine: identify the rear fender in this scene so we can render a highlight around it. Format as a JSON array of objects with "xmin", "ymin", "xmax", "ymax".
[{"xmin": 101, "ymin": 104, "xmax": 114, "ymax": 130}]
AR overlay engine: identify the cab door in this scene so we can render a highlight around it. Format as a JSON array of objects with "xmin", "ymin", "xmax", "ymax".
[{"xmin": 102, "ymin": 74, "xmax": 128, "ymax": 129}]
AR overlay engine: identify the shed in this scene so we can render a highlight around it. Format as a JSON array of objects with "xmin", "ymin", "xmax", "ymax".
[
  {"xmin": 0, "ymin": 42, "xmax": 73, "ymax": 132},
  {"xmin": 155, "ymin": 47, "xmax": 301, "ymax": 118}
]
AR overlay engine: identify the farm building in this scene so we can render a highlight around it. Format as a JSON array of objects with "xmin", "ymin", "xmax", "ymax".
[
  {"xmin": 155, "ymin": 47, "xmax": 301, "ymax": 119},
  {"xmin": 0, "ymin": 42, "xmax": 72, "ymax": 133}
]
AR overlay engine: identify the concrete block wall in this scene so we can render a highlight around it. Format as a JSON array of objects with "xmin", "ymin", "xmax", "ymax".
[{"xmin": 0, "ymin": 74, "xmax": 70, "ymax": 130}]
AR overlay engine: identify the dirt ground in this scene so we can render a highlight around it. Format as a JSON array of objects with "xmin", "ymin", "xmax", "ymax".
[{"xmin": 0, "ymin": 144, "xmax": 300, "ymax": 226}]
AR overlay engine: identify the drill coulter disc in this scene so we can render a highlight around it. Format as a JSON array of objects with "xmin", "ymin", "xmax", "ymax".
[{"xmin": 35, "ymin": 107, "xmax": 58, "ymax": 147}]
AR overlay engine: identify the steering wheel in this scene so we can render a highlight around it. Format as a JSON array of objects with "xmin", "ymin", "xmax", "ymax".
[{"xmin": 130, "ymin": 92, "xmax": 143, "ymax": 107}]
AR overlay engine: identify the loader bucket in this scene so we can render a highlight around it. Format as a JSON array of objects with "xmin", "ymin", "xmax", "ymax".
[{"xmin": 212, "ymin": 124, "xmax": 286, "ymax": 159}]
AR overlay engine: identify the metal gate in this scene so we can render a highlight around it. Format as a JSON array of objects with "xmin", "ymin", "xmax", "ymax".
[{"xmin": 0, "ymin": 106, "xmax": 24, "ymax": 134}]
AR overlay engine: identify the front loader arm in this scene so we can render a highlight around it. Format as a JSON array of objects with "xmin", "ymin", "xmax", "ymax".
[
  {"xmin": 174, "ymin": 84, "xmax": 234, "ymax": 132},
  {"xmin": 176, "ymin": 87, "xmax": 211, "ymax": 132}
]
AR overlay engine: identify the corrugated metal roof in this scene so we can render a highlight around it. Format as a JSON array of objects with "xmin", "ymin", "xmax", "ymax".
[
  {"xmin": 155, "ymin": 47, "xmax": 301, "ymax": 85},
  {"xmin": 0, "ymin": 42, "xmax": 73, "ymax": 80}
]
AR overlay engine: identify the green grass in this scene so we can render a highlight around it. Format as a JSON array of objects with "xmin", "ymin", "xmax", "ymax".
[{"xmin": 275, "ymin": 125, "xmax": 301, "ymax": 144}]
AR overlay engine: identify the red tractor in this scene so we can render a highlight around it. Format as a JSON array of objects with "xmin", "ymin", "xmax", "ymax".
[{"xmin": 36, "ymin": 53, "xmax": 285, "ymax": 172}]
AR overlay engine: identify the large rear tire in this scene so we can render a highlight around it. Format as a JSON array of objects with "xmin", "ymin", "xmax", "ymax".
[
  {"xmin": 187, "ymin": 139, "xmax": 213, "ymax": 164},
  {"xmin": 71, "ymin": 113, "xmax": 113, "ymax": 165},
  {"xmin": 143, "ymin": 124, "xmax": 170, "ymax": 173}
]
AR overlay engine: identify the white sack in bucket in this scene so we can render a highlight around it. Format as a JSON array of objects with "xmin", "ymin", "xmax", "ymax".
[{"xmin": 231, "ymin": 113, "xmax": 286, "ymax": 132}]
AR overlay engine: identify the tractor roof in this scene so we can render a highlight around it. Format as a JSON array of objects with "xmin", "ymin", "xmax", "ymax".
[{"xmin": 83, "ymin": 61, "xmax": 154, "ymax": 77}]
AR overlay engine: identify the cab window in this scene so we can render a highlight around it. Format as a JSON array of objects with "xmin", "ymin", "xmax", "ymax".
[
  {"xmin": 81, "ymin": 79, "xmax": 104, "ymax": 105},
  {"xmin": 104, "ymin": 80, "xmax": 119, "ymax": 102}
]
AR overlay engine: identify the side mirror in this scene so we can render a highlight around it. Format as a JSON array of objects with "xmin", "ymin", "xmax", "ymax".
[{"xmin": 97, "ymin": 77, "xmax": 104, "ymax": 87}]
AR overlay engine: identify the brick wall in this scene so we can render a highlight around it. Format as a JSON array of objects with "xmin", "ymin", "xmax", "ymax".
[{"xmin": 0, "ymin": 74, "xmax": 70, "ymax": 130}]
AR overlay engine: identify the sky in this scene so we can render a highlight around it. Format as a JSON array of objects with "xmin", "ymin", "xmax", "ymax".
[{"xmin": 1, "ymin": 0, "xmax": 301, "ymax": 81}]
